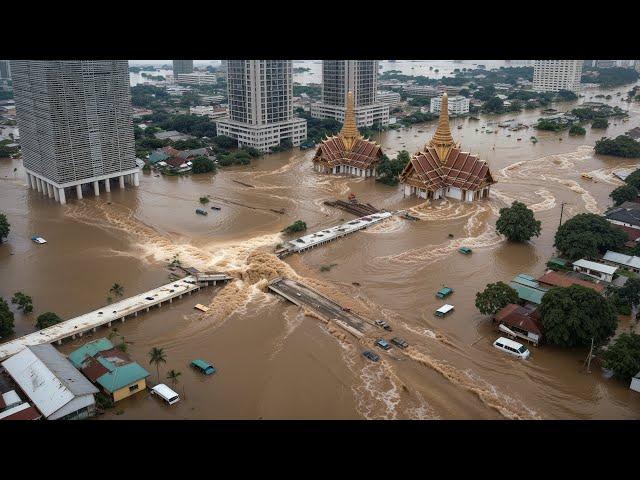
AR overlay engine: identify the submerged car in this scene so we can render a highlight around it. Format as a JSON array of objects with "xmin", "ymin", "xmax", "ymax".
[
  {"xmin": 190, "ymin": 359, "xmax": 216, "ymax": 375},
  {"xmin": 362, "ymin": 351, "xmax": 380, "ymax": 362},
  {"xmin": 374, "ymin": 339, "xmax": 391, "ymax": 351},
  {"xmin": 493, "ymin": 337, "xmax": 530, "ymax": 359},
  {"xmin": 390, "ymin": 337, "xmax": 409, "ymax": 349},
  {"xmin": 375, "ymin": 319, "xmax": 392, "ymax": 331}
]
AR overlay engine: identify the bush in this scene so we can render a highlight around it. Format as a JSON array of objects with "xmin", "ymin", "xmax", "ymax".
[
  {"xmin": 36, "ymin": 312, "xmax": 62, "ymax": 330},
  {"xmin": 591, "ymin": 118, "xmax": 609, "ymax": 129},
  {"xmin": 282, "ymin": 220, "xmax": 307, "ymax": 234},
  {"xmin": 0, "ymin": 213, "xmax": 9, "ymax": 242},
  {"xmin": 11, "ymin": 292, "xmax": 33, "ymax": 314},
  {"xmin": 199, "ymin": 196, "xmax": 210, "ymax": 204},
  {"xmin": 569, "ymin": 125, "xmax": 586, "ymax": 136}
]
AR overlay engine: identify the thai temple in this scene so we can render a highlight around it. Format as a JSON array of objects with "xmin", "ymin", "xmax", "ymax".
[
  {"xmin": 399, "ymin": 93, "xmax": 495, "ymax": 202},
  {"xmin": 312, "ymin": 91, "xmax": 383, "ymax": 177}
]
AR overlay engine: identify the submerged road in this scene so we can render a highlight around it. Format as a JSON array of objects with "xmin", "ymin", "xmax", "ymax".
[{"xmin": 268, "ymin": 278, "xmax": 375, "ymax": 336}]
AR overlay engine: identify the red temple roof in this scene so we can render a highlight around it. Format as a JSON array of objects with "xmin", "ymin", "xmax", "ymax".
[{"xmin": 313, "ymin": 135, "xmax": 382, "ymax": 170}]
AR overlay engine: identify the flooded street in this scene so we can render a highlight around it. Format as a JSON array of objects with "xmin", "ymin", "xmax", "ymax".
[{"xmin": 2, "ymin": 85, "xmax": 640, "ymax": 419}]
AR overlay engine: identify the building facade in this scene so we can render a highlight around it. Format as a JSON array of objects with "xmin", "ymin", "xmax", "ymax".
[
  {"xmin": 399, "ymin": 93, "xmax": 494, "ymax": 202},
  {"xmin": 311, "ymin": 60, "xmax": 389, "ymax": 128},
  {"xmin": 215, "ymin": 60, "xmax": 307, "ymax": 152},
  {"xmin": 0, "ymin": 60, "xmax": 10, "ymax": 79},
  {"xmin": 377, "ymin": 90, "xmax": 402, "ymax": 109},
  {"xmin": 533, "ymin": 60, "xmax": 583, "ymax": 92},
  {"xmin": 173, "ymin": 60, "xmax": 194, "ymax": 75},
  {"xmin": 11, "ymin": 60, "xmax": 139, "ymax": 204},
  {"xmin": 175, "ymin": 72, "xmax": 217, "ymax": 85},
  {"xmin": 430, "ymin": 94, "xmax": 470, "ymax": 115}
]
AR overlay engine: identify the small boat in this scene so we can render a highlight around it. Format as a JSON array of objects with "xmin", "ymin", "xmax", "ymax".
[
  {"xmin": 31, "ymin": 235, "xmax": 47, "ymax": 244},
  {"xmin": 458, "ymin": 246, "xmax": 472, "ymax": 255},
  {"xmin": 436, "ymin": 287, "xmax": 454, "ymax": 299},
  {"xmin": 195, "ymin": 208, "xmax": 208, "ymax": 216},
  {"xmin": 190, "ymin": 359, "xmax": 216, "ymax": 375},
  {"xmin": 210, "ymin": 206, "xmax": 221, "ymax": 211},
  {"xmin": 517, "ymin": 138, "xmax": 522, "ymax": 141}
]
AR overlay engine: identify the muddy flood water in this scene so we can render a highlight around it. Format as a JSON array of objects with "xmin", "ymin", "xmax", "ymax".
[{"xmin": 2, "ymin": 86, "xmax": 640, "ymax": 419}]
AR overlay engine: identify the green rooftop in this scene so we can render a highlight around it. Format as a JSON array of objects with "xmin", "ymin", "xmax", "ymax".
[
  {"xmin": 96, "ymin": 362, "xmax": 150, "ymax": 393},
  {"xmin": 68, "ymin": 338, "xmax": 114, "ymax": 368}
]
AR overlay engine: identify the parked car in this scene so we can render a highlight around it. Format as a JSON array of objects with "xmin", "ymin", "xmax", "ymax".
[
  {"xmin": 374, "ymin": 339, "xmax": 391, "ymax": 350},
  {"xmin": 375, "ymin": 320, "xmax": 392, "ymax": 331},
  {"xmin": 145, "ymin": 297, "xmax": 155, "ymax": 301},
  {"xmin": 390, "ymin": 337, "xmax": 409, "ymax": 349},
  {"xmin": 362, "ymin": 351, "xmax": 380, "ymax": 362},
  {"xmin": 342, "ymin": 307, "xmax": 351, "ymax": 312},
  {"xmin": 493, "ymin": 337, "xmax": 530, "ymax": 359}
]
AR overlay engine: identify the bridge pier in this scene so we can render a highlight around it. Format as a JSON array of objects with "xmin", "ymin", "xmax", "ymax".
[
  {"xmin": 146, "ymin": 307, "xmax": 149, "ymax": 312},
  {"xmin": 108, "ymin": 322, "xmax": 112, "ymax": 327},
  {"xmin": 57, "ymin": 340, "xmax": 62, "ymax": 345},
  {"xmin": 92, "ymin": 328, "xmax": 97, "ymax": 333}
]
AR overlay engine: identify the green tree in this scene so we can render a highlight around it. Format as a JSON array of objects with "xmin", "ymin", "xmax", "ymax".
[
  {"xmin": 602, "ymin": 333, "xmax": 640, "ymax": 381},
  {"xmin": 192, "ymin": 156, "xmax": 216, "ymax": 174},
  {"xmin": 495, "ymin": 201, "xmax": 541, "ymax": 242},
  {"xmin": 554, "ymin": 213, "xmax": 627, "ymax": 260},
  {"xmin": 615, "ymin": 277, "xmax": 640, "ymax": 326},
  {"xmin": 0, "ymin": 298, "xmax": 15, "ymax": 337},
  {"xmin": 610, "ymin": 184, "xmax": 638, "ymax": 206},
  {"xmin": 569, "ymin": 125, "xmax": 586, "ymax": 136},
  {"xmin": 36, "ymin": 312, "xmax": 62, "ymax": 330},
  {"xmin": 282, "ymin": 220, "xmax": 307, "ymax": 234},
  {"xmin": 594, "ymin": 135, "xmax": 640, "ymax": 158},
  {"xmin": 109, "ymin": 283, "xmax": 124, "ymax": 299},
  {"xmin": 11, "ymin": 292, "xmax": 33, "ymax": 314},
  {"xmin": 0, "ymin": 213, "xmax": 9, "ymax": 242},
  {"xmin": 539, "ymin": 285, "xmax": 618, "ymax": 347},
  {"xmin": 148, "ymin": 347, "xmax": 167, "ymax": 383},
  {"xmin": 591, "ymin": 118, "xmax": 609, "ymax": 129},
  {"xmin": 376, "ymin": 151, "xmax": 410, "ymax": 186},
  {"xmin": 624, "ymin": 168, "xmax": 640, "ymax": 190},
  {"xmin": 166, "ymin": 369, "xmax": 182, "ymax": 388},
  {"xmin": 482, "ymin": 96, "xmax": 505, "ymax": 113},
  {"xmin": 475, "ymin": 282, "xmax": 519, "ymax": 315}
]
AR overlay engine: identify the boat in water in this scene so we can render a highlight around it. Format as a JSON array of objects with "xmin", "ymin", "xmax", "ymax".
[{"xmin": 31, "ymin": 235, "xmax": 47, "ymax": 244}]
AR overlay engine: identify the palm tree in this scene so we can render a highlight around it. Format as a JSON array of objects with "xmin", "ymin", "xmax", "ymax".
[
  {"xmin": 148, "ymin": 347, "xmax": 167, "ymax": 383},
  {"xmin": 166, "ymin": 369, "xmax": 181, "ymax": 387},
  {"xmin": 109, "ymin": 283, "xmax": 124, "ymax": 299}
]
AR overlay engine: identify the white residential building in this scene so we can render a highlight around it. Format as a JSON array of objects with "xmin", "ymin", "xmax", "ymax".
[
  {"xmin": 533, "ymin": 60, "xmax": 583, "ymax": 93},
  {"xmin": 403, "ymin": 85, "xmax": 439, "ymax": 97},
  {"xmin": 430, "ymin": 94, "xmax": 470, "ymax": 115},
  {"xmin": 215, "ymin": 60, "xmax": 307, "ymax": 152},
  {"xmin": 175, "ymin": 72, "xmax": 218, "ymax": 86},
  {"xmin": 377, "ymin": 90, "xmax": 402, "ymax": 108},
  {"xmin": 190, "ymin": 105, "xmax": 228, "ymax": 119},
  {"xmin": 311, "ymin": 60, "xmax": 389, "ymax": 127},
  {"xmin": 11, "ymin": 60, "xmax": 139, "ymax": 204},
  {"xmin": 572, "ymin": 259, "xmax": 617, "ymax": 283}
]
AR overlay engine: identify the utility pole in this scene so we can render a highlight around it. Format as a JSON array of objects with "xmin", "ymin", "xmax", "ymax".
[
  {"xmin": 585, "ymin": 337, "xmax": 595, "ymax": 373},
  {"xmin": 559, "ymin": 202, "xmax": 568, "ymax": 228}
]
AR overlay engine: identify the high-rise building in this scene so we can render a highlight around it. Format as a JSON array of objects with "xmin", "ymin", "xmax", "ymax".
[
  {"xmin": 0, "ymin": 60, "xmax": 11, "ymax": 79},
  {"xmin": 635, "ymin": 60, "xmax": 640, "ymax": 73},
  {"xmin": 11, "ymin": 60, "xmax": 138, "ymax": 204},
  {"xmin": 173, "ymin": 60, "xmax": 194, "ymax": 76},
  {"xmin": 596, "ymin": 60, "xmax": 616, "ymax": 68},
  {"xmin": 533, "ymin": 60, "xmax": 583, "ymax": 93},
  {"xmin": 311, "ymin": 60, "xmax": 389, "ymax": 128},
  {"xmin": 430, "ymin": 94, "xmax": 470, "ymax": 115},
  {"xmin": 215, "ymin": 60, "xmax": 307, "ymax": 153}
]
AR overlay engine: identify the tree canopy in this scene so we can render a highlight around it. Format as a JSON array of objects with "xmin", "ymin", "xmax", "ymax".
[
  {"xmin": 11, "ymin": 292, "xmax": 33, "ymax": 314},
  {"xmin": 554, "ymin": 213, "xmax": 627, "ymax": 260},
  {"xmin": 609, "ymin": 184, "xmax": 638, "ymax": 206},
  {"xmin": 624, "ymin": 168, "xmax": 640, "ymax": 190},
  {"xmin": 377, "ymin": 151, "xmax": 410, "ymax": 186},
  {"xmin": 0, "ymin": 298, "xmax": 15, "ymax": 337},
  {"xmin": 591, "ymin": 118, "xmax": 609, "ymax": 129},
  {"xmin": 495, "ymin": 201, "xmax": 541, "ymax": 242},
  {"xmin": 594, "ymin": 135, "xmax": 640, "ymax": 158},
  {"xmin": 192, "ymin": 156, "xmax": 216, "ymax": 174},
  {"xmin": 475, "ymin": 282, "xmax": 519, "ymax": 315},
  {"xmin": 0, "ymin": 213, "xmax": 9, "ymax": 242},
  {"xmin": 539, "ymin": 285, "xmax": 618, "ymax": 347},
  {"xmin": 36, "ymin": 312, "xmax": 62, "ymax": 330},
  {"xmin": 569, "ymin": 125, "xmax": 586, "ymax": 136},
  {"xmin": 283, "ymin": 220, "xmax": 307, "ymax": 234},
  {"xmin": 602, "ymin": 333, "xmax": 640, "ymax": 381}
]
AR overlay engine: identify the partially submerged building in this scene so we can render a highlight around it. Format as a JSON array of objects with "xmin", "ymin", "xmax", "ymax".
[
  {"xmin": 1, "ymin": 344, "xmax": 98, "ymax": 420},
  {"xmin": 69, "ymin": 338, "xmax": 150, "ymax": 402},
  {"xmin": 494, "ymin": 303, "xmax": 543, "ymax": 346},
  {"xmin": 312, "ymin": 91, "xmax": 383, "ymax": 177},
  {"xmin": 399, "ymin": 93, "xmax": 495, "ymax": 202},
  {"xmin": 572, "ymin": 259, "xmax": 617, "ymax": 283}
]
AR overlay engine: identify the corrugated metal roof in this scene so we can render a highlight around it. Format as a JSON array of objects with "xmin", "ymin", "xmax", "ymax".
[
  {"xmin": 68, "ymin": 338, "xmax": 114, "ymax": 368},
  {"xmin": 96, "ymin": 362, "xmax": 150, "ymax": 393},
  {"xmin": 603, "ymin": 250, "xmax": 640, "ymax": 269},
  {"xmin": 2, "ymin": 345, "xmax": 97, "ymax": 418},
  {"xmin": 509, "ymin": 282, "xmax": 546, "ymax": 305},
  {"xmin": 573, "ymin": 259, "xmax": 618, "ymax": 275}
]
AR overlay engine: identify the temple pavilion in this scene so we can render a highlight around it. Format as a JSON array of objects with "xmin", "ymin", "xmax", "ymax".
[
  {"xmin": 399, "ymin": 93, "xmax": 495, "ymax": 202},
  {"xmin": 312, "ymin": 91, "xmax": 383, "ymax": 178}
]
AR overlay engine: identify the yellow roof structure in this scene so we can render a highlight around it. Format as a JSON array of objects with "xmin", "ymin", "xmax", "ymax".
[
  {"xmin": 428, "ymin": 93, "xmax": 456, "ymax": 162},
  {"xmin": 339, "ymin": 91, "xmax": 361, "ymax": 151}
]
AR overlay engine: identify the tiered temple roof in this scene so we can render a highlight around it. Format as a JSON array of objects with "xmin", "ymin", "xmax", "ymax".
[
  {"xmin": 400, "ymin": 93, "xmax": 495, "ymax": 193},
  {"xmin": 313, "ymin": 91, "xmax": 383, "ymax": 170}
]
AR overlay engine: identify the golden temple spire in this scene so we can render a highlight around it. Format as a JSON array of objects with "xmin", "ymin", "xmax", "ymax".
[
  {"xmin": 339, "ymin": 91, "xmax": 361, "ymax": 151},
  {"xmin": 428, "ymin": 92, "xmax": 455, "ymax": 162}
]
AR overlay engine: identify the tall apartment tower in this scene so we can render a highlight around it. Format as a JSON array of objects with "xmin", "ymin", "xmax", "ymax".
[
  {"xmin": 0, "ymin": 60, "xmax": 11, "ymax": 79},
  {"xmin": 173, "ymin": 60, "xmax": 194, "ymax": 76},
  {"xmin": 215, "ymin": 60, "xmax": 307, "ymax": 153},
  {"xmin": 11, "ymin": 60, "xmax": 138, "ymax": 204},
  {"xmin": 311, "ymin": 60, "xmax": 389, "ymax": 128},
  {"xmin": 533, "ymin": 60, "xmax": 583, "ymax": 93}
]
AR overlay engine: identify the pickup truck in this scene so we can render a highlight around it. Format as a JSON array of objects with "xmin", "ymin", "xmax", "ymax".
[
  {"xmin": 362, "ymin": 351, "xmax": 380, "ymax": 362},
  {"xmin": 375, "ymin": 319, "xmax": 392, "ymax": 331},
  {"xmin": 390, "ymin": 337, "xmax": 409, "ymax": 349},
  {"xmin": 374, "ymin": 339, "xmax": 392, "ymax": 351}
]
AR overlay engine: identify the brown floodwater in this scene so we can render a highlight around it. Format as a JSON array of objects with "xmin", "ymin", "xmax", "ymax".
[{"xmin": 2, "ymin": 86, "xmax": 640, "ymax": 419}]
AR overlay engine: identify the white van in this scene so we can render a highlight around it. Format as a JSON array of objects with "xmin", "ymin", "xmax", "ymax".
[
  {"xmin": 151, "ymin": 384, "xmax": 180, "ymax": 405},
  {"xmin": 493, "ymin": 337, "xmax": 530, "ymax": 359}
]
